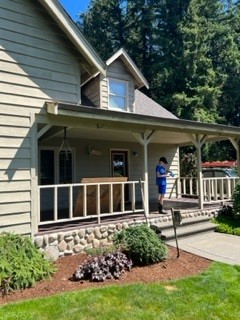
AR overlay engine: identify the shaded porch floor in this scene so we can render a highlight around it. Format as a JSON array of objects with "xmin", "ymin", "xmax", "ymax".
[{"xmin": 37, "ymin": 197, "xmax": 228, "ymax": 235}]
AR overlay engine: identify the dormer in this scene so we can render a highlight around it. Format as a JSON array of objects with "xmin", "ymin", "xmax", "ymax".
[{"xmin": 82, "ymin": 48, "xmax": 149, "ymax": 112}]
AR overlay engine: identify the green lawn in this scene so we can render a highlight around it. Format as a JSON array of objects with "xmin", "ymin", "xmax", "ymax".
[{"xmin": 1, "ymin": 262, "xmax": 240, "ymax": 320}]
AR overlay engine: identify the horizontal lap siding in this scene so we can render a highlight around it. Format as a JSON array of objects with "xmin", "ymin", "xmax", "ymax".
[
  {"xmin": 0, "ymin": 110, "xmax": 32, "ymax": 233},
  {"xmin": 82, "ymin": 76, "xmax": 100, "ymax": 107},
  {"xmin": 148, "ymin": 146, "xmax": 179, "ymax": 201},
  {"xmin": 0, "ymin": 0, "xmax": 82, "ymax": 235},
  {"xmin": 101, "ymin": 60, "xmax": 135, "ymax": 111}
]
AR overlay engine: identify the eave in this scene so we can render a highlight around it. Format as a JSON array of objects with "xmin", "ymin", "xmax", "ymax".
[
  {"xmin": 106, "ymin": 48, "xmax": 149, "ymax": 89},
  {"xmin": 38, "ymin": 0, "xmax": 106, "ymax": 77},
  {"xmin": 45, "ymin": 102, "xmax": 240, "ymax": 146}
]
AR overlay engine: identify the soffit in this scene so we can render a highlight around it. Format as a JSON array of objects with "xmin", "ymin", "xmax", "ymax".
[{"xmin": 41, "ymin": 102, "xmax": 240, "ymax": 146}]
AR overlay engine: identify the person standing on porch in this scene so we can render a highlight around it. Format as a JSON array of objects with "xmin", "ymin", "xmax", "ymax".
[{"xmin": 156, "ymin": 157, "xmax": 170, "ymax": 214}]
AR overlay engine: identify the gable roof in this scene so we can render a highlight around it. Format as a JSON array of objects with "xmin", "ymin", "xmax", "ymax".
[
  {"xmin": 38, "ymin": 0, "xmax": 106, "ymax": 77},
  {"xmin": 135, "ymin": 90, "xmax": 178, "ymax": 120},
  {"xmin": 106, "ymin": 48, "xmax": 149, "ymax": 89}
]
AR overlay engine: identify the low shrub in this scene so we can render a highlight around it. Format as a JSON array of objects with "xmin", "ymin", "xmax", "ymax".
[
  {"xmin": 213, "ymin": 204, "xmax": 240, "ymax": 236},
  {"xmin": 215, "ymin": 223, "xmax": 240, "ymax": 236},
  {"xmin": 73, "ymin": 251, "xmax": 132, "ymax": 282},
  {"xmin": 217, "ymin": 205, "xmax": 234, "ymax": 219},
  {"xmin": 232, "ymin": 183, "xmax": 240, "ymax": 217},
  {"xmin": 113, "ymin": 224, "xmax": 168, "ymax": 266},
  {"xmin": 0, "ymin": 232, "xmax": 56, "ymax": 296}
]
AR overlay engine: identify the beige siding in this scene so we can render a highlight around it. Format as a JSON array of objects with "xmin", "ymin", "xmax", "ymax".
[
  {"xmin": 101, "ymin": 60, "xmax": 135, "ymax": 111},
  {"xmin": 0, "ymin": 202, "xmax": 30, "ymax": 215},
  {"xmin": 0, "ymin": 0, "xmax": 83, "ymax": 235},
  {"xmin": 82, "ymin": 76, "xmax": 101, "ymax": 107},
  {"xmin": 148, "ymin": 145, "xmax": 179, "ymax": 201},
  {"xmin": 0, "ymin": 0, "xmax": 81, "ymax": 106},
  {"xmin": 40, "ymin": 137, "xmax": 179, "ymax": 202}
]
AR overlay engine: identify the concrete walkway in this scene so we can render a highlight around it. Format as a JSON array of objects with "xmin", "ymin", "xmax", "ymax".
[{"xmin": 166, "ymin": 231, "xmax": 240, "ymax": 265}]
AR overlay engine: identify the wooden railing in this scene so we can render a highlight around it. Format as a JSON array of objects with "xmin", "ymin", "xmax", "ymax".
[
  {"xmin": 172, "ymin": 176, "xmax": 238, "ymax": 203},
  {"xmin": 38, "ymin": 180, "xmax": 145, "ymax": 226}
]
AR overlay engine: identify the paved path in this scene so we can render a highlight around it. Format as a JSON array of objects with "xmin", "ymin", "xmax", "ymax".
[{"xmin": 166, "ymin": 231, "xmax": 240, "ymax": 265}]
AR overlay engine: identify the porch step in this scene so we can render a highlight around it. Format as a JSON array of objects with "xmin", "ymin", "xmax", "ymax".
[{"xmin": 151, "ymin": 215, "xmax": 217, "ymax": 241}]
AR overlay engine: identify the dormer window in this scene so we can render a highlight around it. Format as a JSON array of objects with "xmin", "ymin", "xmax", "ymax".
[{"xmin": 108, "ymin": 79, "xmax": 128, "ymax": 111}]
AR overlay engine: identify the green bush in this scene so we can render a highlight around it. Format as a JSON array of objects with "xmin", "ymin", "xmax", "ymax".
[
  {"xmin": 215, "ymin": 223, "xmax": 240, "ymax": 236},
  {"xmin": 0, "ymin": 232, "xmax": 56, "ymax": 296},
  {"xmin": 213, "ymin": 201, "xmax": 240, "ymax": 236},
  {"xmin": 217, "ymin": 205, "xmax": 234, "ymax": 219},
  {"xmin": 232, "ymin": 183, "xmax": 240, "ymax": 216},
  {"xmin": 113, "ymin": 224, "xmax": 168, "ymax": 266}
]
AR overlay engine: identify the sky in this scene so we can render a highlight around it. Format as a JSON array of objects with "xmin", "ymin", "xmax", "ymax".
[{"xmin": 59, "ymin": 0, "xmax": 91, "ymax": 21}]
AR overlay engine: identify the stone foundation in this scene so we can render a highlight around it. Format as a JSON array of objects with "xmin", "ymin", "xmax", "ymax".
[{"xmin": 34, "ymin": 208, "xmax": 221, "ymax": 261}]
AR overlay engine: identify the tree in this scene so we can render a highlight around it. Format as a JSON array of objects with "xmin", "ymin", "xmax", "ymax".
[
  {"xmin": 78, "ymin": 0, "xmax": 240, "ymax": 160},
  {"xmin": 78, "ymin": 0, "xmax": 127, "ymax": 60}
]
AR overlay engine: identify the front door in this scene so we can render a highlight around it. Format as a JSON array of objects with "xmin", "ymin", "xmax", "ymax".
[{"xmin": 111, "ymin": 150, "xmax": 129, "ymax": 201}]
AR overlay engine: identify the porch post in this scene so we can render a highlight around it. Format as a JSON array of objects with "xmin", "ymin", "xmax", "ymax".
[
  {"xmin": 142, "ymin": 136, "xmax": 149, "ymax": 216},
  {"xmin": 133, "ymin": 130, "xmax": 155, "ymax": 218},
  {"xmin": 187, "ymin": 134, "xmax": 207, "ymax": 210},
  {"xmin": 230, "ymin": 138, "xmax": 240, "ymax": 177},
  {"xmin": 196, "ymin": 139, "xmax": 204, "ymax": 210}
]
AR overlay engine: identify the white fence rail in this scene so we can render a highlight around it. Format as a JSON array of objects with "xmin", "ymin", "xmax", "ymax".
[
  {"xmin": 38, "ymin": 180, "xmax": 145, "ymax": 226},
  {"xmin": 172, "ymin": 176, "xmax": 238, "ymax": 202}
]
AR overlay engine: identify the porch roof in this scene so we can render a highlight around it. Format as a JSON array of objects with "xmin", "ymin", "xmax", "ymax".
[{"xmin": 45, "ymin": 101, "xmax": 240, "ymax": 146}]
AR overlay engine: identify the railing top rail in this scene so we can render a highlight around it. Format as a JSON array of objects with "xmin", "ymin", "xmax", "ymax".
[{"xmin": 38, "ymin": 180, "xmax": 141, "ymax": 189}]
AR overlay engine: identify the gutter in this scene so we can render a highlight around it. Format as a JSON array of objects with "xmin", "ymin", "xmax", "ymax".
[{"xmin": 46, "ymin": 101, "xmax": 240, "ymax": 138}]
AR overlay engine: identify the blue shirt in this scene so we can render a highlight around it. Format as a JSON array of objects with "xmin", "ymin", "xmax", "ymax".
[{"xmin": 156, "ymin": 164, "xmax": 166, "ymax": 186}]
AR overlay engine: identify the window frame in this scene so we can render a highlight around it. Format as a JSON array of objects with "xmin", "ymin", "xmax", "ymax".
[
  {"xmin": 39, "ymin": 147, "xmax": 75, "ymax": 185},
  {"xmin": 108, "ymin": 78, "xmax": 128, "ymax": 111}
]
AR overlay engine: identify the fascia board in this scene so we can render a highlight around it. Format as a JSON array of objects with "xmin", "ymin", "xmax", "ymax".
[
  {"xmin": 106, "ymin": 48, "xmax": 149, "ymax": 89},
  {"xmin": 46, "ymin": 102, "xmax": 240, "ymax": 139}
]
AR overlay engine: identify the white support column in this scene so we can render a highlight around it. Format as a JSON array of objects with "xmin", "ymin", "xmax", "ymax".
[
  {"xmin": 196, "ymin": 139, "xmax": 204, "ymax": 209},
  {"xmin": 133, "ymin": 130, "xmax": 156, "ymax": 218},
  {"xmin": 187, "ymin": 134, "xmax": 207, "ymax": 209},
  {"xmin": 230, "ymin": 138, "xmax": 240, "ymax": 177}
]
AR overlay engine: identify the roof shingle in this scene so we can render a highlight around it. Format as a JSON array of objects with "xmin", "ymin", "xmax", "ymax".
[{"xmin": 135, "ymin": 90, "xmax": 178, "ymax": 119}]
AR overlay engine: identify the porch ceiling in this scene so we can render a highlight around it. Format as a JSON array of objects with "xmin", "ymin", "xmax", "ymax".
[{"xmin": 43, "ymin": 102, "xmax": 240, "ymax": 146}]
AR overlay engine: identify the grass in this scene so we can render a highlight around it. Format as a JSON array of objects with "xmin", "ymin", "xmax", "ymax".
[{"xmin": 1, "ymin": 263, "xmax": 240, "ymax": 319}]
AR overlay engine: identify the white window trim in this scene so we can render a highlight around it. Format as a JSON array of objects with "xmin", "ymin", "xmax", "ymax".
[{"xmin": 107, "ymin": 78, "xmax": 129, "ymax": 111}]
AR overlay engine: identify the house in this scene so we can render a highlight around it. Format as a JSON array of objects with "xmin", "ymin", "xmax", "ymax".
[{"xmin": 1, "ymin": 0, "xmax": 240, "ymax": 256}]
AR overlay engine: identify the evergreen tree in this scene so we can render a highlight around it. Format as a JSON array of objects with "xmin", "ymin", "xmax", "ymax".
[
  {"xmin": 217, "ymin": 1, "xmax": 240, "ymax": 126},
  {"xmin": 78, "ymin": 0, "xmax": 127, "ymax": 60},
  {"xmin": 78, "ymin": 0, "xmax": 240, "ymax": 160}
]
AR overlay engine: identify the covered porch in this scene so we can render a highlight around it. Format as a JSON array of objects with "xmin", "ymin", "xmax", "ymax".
[
  {"xmin": 35, "ymin": 103, "xmax": 240, "ymax": 234},
  {"xmin": 37, "ymin": 173, "xmax": 238, "ymax": 234}
]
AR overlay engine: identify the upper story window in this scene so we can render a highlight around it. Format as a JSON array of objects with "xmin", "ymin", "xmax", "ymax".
[{"xmin": 108, "ymin": 79, "xmax": 128, "ymax": 111}]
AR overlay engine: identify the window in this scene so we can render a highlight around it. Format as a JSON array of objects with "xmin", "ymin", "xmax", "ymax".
[
  {"xmin": 40, "ymin": 148, "xmax": 73, "ymax": 185},
  {"xmin": 108, "ymin": 80, "xmax": 127, "ymax": 110}
]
